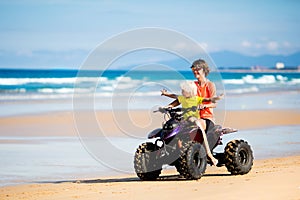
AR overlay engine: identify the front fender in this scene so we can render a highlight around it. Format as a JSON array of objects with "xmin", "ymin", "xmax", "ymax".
[{"xmin": 148, "ymin": 128, "xmax": 162, "ymax": 139}]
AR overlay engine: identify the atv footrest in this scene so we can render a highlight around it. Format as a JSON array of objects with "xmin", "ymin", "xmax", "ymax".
[{"xmin": 222, "ymin": 127, "xmax": 238, "ymax": 134}]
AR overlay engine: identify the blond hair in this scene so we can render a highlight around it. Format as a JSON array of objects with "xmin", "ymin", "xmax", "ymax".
[{"xmin": 180, "ymin": 81, "xmax": 197, "ymax": 97}]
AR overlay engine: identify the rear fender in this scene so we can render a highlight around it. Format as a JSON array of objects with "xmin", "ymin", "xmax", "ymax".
[{"xmin": 188, "ymin": 127, "xmax": 203, "ymax": 143}]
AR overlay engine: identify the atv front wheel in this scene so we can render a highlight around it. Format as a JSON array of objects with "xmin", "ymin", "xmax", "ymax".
[
  {"xmin": 134, "ymin": 143, "xmax": 162, "ymax": 180},
  {"xmin": 224, "ymin": 140, "xmax": 253, "ymax": 175},
  {"xmin": 175, "ymin": 141, "xmax": 207, "ymax": 180}
]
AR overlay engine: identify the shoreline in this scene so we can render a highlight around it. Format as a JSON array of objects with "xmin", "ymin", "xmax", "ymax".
[{"xmin": 1, "ymin": 155, "xmax": 299, "ymax": 199}]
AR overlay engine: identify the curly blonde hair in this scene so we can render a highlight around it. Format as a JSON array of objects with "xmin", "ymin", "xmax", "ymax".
[{"xmin": 180, "ymin": 81, "xmax": 197, "ymax": 97}]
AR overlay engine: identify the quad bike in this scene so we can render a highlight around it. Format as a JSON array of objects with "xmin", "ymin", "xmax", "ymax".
[{"xmin": 134, "ymin": 107, "xmax": 254, "ymax": 180}]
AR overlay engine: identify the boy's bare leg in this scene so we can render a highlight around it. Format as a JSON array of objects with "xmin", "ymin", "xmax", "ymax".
[{"xmin": 195, "ymin": 119, "xmax": 218, "ymax": 166}]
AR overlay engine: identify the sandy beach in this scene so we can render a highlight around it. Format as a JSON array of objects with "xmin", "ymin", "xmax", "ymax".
[
  {"xmin": 0, "ymin": 155, "xmax": 299, "ymax": 200},
  {"xmin": 0, "ymin": 109, "xmax": 300, "ymax": 199}
]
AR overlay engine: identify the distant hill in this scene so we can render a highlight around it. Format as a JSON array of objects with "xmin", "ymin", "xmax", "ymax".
[
  {"xmin": 0, "ymin": 49, "xmax": 299, "ymax": 70},
  {"xmin": 157, "ymin": 51, "xmax": 300, "ymax": 70},
  {"xmin": 210, "ymin": 51, "xmax": 300, "ymax": 68}
]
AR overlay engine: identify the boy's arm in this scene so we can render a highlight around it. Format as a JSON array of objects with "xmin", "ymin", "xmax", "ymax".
[
  {"xmin": 199, "ymin": 103, "xmax": 216, "ymax": 109},
  {"xmin": 202, "ymin": 93, "xmax": 224, "ymax": 103},
  {"xmin": 161, "ymin": 89, "xmax": 178, "ymax": 99},
  {"xmin": 166, "ymin": 99, "xmax": 180, "ymax": 108}
]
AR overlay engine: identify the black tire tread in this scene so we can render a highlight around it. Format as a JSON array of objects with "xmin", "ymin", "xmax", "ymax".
[
  {"xmin": 175, "ymin": 141, "xmax": 207, "ymax": 180},
  {"xmin": 224, "ymin": 139, "xmax": 254, "ymax": 175},
  {"xmin": 134, "ymin": 143, "xmax": 161, "ymax": 180}
]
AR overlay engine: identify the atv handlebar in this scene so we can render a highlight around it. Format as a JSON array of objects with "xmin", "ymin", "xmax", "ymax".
[
  {"xmin": 153, "ymin": 106, "xmax": 199, "ymax": 114},
  {"xmin": 153, "ymin": 106, "xmax": 201, "ymax": 122}
]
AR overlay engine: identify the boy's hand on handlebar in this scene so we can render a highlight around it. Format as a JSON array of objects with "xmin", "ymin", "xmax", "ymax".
[
  {"xmin": 198, "ymin": 104, "xmax": 206, "ymax": 110},
  {"xmin": 160, "ymin": 89, "xmax": 168, "ymax": 96},
  {"xmin": 217, "ymin": 93, "xmax": 224, "ymax": 100},
  {"xmin": 191, "ymin": 106, "xmax": 198, "ymax": 111},
  {"xmin": 154, "ymin": 106, "xmax": 170, "ymax": 113},
  {"xmin": 158, "ymin": 107, "xmax": 165, "ymax": 113}
]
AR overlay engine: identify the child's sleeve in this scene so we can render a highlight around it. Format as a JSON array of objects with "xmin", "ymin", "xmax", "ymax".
[
  {"xmin": 197, "ymin": 96, "xmax": 204, "ymax": 104},
  {"xmin": 177, "ymin": 95, "xmax": 183, "ymax": 103}
]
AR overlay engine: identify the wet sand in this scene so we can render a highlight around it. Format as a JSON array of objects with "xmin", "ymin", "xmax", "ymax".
[
  {"xmin": 0, "ymin": 109, "xmax": 300, "ymax": 137},
  {"xmin": 0, "ymin": 155, "xmax": 299, "ymax": 200},
  {"xmin": 0, "ymin": 109, "xmax": 300, "ymax": 199}
]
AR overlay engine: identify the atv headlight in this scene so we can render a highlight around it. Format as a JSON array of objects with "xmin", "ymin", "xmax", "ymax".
[{"xmin": 155, "ymin": 139, "xmax": 164, "ymax": 147}]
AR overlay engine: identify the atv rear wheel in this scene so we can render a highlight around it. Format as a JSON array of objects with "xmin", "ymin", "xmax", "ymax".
[
  {"xmin": 224, "ymin": 140, "xmax": 253, "ymax": 175},
  {"xmin": 175, "ymin": 141, "xmax": 207, "ymax": 180},
  {"xmin": 134, "ymin": 143, "xmax": 162, "ymax": 180}
]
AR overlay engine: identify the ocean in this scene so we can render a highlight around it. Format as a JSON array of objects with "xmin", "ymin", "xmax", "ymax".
[{"xmin": 0, "ymin": 69, "xmax": 299, "ymax": 116}]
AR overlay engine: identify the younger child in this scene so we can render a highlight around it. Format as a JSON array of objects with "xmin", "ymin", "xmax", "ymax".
[{"xmin": 161, "ymin": 81, "xmax": 223, "ymax": 166}]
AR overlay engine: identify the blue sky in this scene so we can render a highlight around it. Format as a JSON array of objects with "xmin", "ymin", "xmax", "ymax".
[{"xmin": 0, "ymin": 0, "xmax": 299, "ymax": 68}]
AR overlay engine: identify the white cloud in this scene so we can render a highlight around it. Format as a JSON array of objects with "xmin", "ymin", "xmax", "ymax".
[
  {"xmin": 241, "ymin": 40, "xmax": 252, "ymax": 48},
  {"xmin": 282, "ymin": 41, "xmax": 291, "ymax": 48},
  {"xmin": 199, "ymin": 42, "xmax": 209, "ymax": 51},
  {"xmin": 266, "ymin": 41, "xmax": 279, "ymax": 51},
  {"xmin": 239, "ymin": 39, "xmax": 297, "ymax": 55}
]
